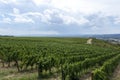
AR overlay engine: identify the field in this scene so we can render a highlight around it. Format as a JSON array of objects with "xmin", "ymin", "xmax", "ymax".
[{"xmin": 0, "ymin": 37, "xmax": 120, "ymax": 80}]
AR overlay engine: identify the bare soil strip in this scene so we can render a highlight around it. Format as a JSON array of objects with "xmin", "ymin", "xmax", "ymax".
[{"xmin": 111, "ymin": 63, "xmax": 120, "ymax": 80}]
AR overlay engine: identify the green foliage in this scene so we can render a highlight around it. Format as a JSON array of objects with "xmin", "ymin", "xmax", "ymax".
[
  {"xmin": 93, "ymin": 69, "xmax": 108, "ymax": 80},
  {"xmin": 0, "ymin": 37, "xmax": 119, "ymax": 80},
  {"xmin": 92, "ymin": 54, "xmax": 120, "ymax": 80}
]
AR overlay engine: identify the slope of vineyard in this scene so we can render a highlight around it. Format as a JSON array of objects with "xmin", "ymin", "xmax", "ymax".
[{"xmin": 0, "ymin": 37, "xmax": 120, "ymax": 80}]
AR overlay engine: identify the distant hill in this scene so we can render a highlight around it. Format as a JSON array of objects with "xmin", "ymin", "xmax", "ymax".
[
  {"xmin": 1, "ymin": 34, "xmax": 120, "ymax": 39},
  {"xmin": 91, "ymin": 34, "xmax": 120, "ymax": 39},
  {"xmin": 0, "ymin": 35, "xmax": 14, "ymax": 37}
]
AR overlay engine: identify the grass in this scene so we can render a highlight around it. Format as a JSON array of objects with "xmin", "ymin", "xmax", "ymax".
[
  {"xmin": 0, "ymin": 66, "xmax": 38, "ymax": 80},
  {"xmin": 111, "ymin": 63, "xmax": 120, "ymax": 80},
  {"xmin": 0, "ymin": 63, "xmax": 60, "ymax": 80}
]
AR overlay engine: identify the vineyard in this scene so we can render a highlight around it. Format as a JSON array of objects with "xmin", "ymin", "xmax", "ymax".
[{"xmin": 0, "ymin": 37, "xmax": 120, "ymax": 80}]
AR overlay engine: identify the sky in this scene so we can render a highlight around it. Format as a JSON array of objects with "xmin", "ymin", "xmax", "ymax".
[{"xmin": 0, "ymin": 0, "xmax": 120, "ymax": 36}]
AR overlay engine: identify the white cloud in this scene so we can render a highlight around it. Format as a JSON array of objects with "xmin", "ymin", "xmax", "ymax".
[
  {"xmin": 32, "ymin": 0, "xmax": 105, "ymax": 15},
  {"xmin": 14, "ymin": 15, "xmax": 34, "ymax": 23},
  {"xmin": 26, "ymin": 9, "xmax": 89, "ymax": 25},
  {"xmin": 91, "ymin": 26, "xmax": 99, "ymax": 31},
  {"xmin": 32, "ymin": 0, "xmax": 120, "ymax": 16},
  {"xmin": 1, "ymin": 18, "xmax": 11, "ymax": 23},
  {"xmin": 0, "ymin": 15, "xmax": 12, "ymax": 24},
  {"xmin": 0, "ymin": 0, "xmax": 18, "ymax": 4},
  {"xmin": 13, "ymin": 8, "xmax": 20, "ymax": 14},
  {"xmin": 114, "ymin": 17, "xmax": 120, "ymax": 24},
  {"xmin": 0, "ymin": 14, "xmax": 12, "ymax": 23},
  {"xmin": 0, "ymin": 0, "xmax": 120, "ymax": 35},
  {"xmin": 24, "ymin": 12, "xmax": 42, "ymax": 18},
  {"xmin": 2, "ymin": 0, "xmax": 120, "ymax": 25},
  {"xmin": 23, "ymin": 11, "xmax": 51, "ymax": 24},
  {"xmin": 0, "ymin": 0, "xmax": 8, "ymax": 4},
  {"xmin": 9, "ymin": 8, "xmax": 34, "ymax": 23},
  {"xmin": 50, "ymin": 0, "xmax": 101, "ymax": 14},
  {"xmin": 59, "ymin": 14, "xmax": 89, "ymax": 25},
  {"xmin": 32, "ymin": 0, "xmax": 51, "ymax": 6}
]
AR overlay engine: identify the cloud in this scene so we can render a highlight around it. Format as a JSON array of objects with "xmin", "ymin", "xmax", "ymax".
[
  {"xmin": 32, "ymin": 0, "xmax": 120, "ymax": 16},
  {"xmin": 1, "ymin": 0, "xmax": 120, "ymax": 35},
  {"xmin": 15, "ymin": 8, "xmax": 89, "ymax": 25},
  {"xmin": 33, "ymin": 0, "xmax": 103, "ymax": 14},
  {"xmin": 0, "ymin": 0, "xmax": 18, "ymax": 4},
  {"xmin": 42, "ymin": 9, "xmax": 89, "ymax": 25},
  {"xmin": 13, "ymin": 8, "xmax": 20, "ymax": 14},
  {"xmin": 32, "ymin": 0, "xmax": 51, "ymax": 6},
  {"xmin": 59, "ymin": 14, "xmax": 89, "ymax": 25},
  {"xmin": 0, "ymin": 0, "xmax": 8, "ymax": 4},
  {"xmin": 14, "ymin": 15, "xmax": 34, "ymax": 23},
  {"xmin": 0, "ymin": 17, "xmax": 11, "ymax": 24},
  {"xmin": 9, "ymin": 8, "xmax": 34, "ymax": 23},
  {"xmin": 114, "ymin": 17, "xmax": 120, "ymax": 24},
  {"xmin": 1, "ymin": 0, "xmax": 119, "ymax": 25}
]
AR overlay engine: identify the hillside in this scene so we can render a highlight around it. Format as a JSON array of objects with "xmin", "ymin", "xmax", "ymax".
[{"xmin": 0, "ymin": 37, "xmax": 120, "ymax": 80}]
